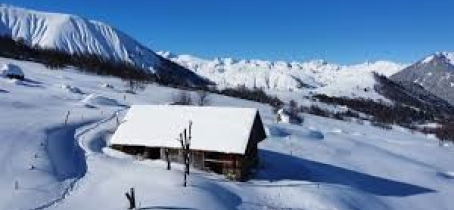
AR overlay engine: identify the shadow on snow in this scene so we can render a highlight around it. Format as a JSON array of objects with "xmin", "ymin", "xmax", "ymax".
[
  {"xmin": 255, "ymin": 149, "xmax": 436, "ymax": 197},
  {"xmin": 45, "ymin": 120, "xmax": 97, "ymax": 181}
]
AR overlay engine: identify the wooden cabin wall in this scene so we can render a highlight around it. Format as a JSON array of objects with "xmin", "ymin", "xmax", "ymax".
[
  {"xmin": 111, "ymin": 145, "xmax": 160, "ymax": 159},
  {"xmin": 191, "ymin": 151, "xmax": 205, "ymax": 169},
  {"xmin": 160, "ymin": 148, "xmax": 183, "ymax": 162},
  {"xmin": 239, "ymin": 116, "xmax": 264, "ymax": 180},
  {"xmin": 111, "ymin": 145, "xmax": 254, "ymax": 181}
]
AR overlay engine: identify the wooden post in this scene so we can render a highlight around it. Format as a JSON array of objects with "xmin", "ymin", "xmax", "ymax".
[
  {"xmin": 184, "ymin": 169, "xmax": 187, "ymax": 187},
  {"xmin": 64, "ymin": 111, "xmax": 70, "ymax": 125},
  {"xmin": 184, "ymin": 129, "xmax": 189, "ymax": 175},
  {"xmin": 165, "ymin": 148, "xmax": 171, "ymax": 170},
  {"xmin": 188, "ymin": 121, "xmax": 192, "ymax": 175},
  {"xmin": 125, "ymin": 188, "xmax": 136, "ymax": 209}
]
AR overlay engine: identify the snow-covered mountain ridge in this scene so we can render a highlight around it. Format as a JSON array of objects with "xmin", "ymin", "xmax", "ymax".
[
  {"xmin": 421, "ymin": 52, "xmax": 454, "ymax": 66},
  {"xmin": 391, "ymin": 52, "xmax": 454, "ymax": 105},
  {"xmin": 0, "ymin": 5, "xmax": 160, "ymax": 72},
  {"xmin": 159, "ymin": 51, "xmax": 407, "ymax": 98}
]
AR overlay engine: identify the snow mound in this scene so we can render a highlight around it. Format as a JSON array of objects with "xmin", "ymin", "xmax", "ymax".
[
  {"xmin": 266, "ymin": 125, "xmax": 291, "ymax": 137},
  {"xmin": 81, "ymin": 94, "xmax": 121, "ymax": 106},
  {"xmin": 330, "ymin": 128, "xmax": 343, "ymax": 134},
  {"xmin": 437, "ymin": 171, "xmax": 454, "ymax": 179},
  {"xmin": 102, "ymin": 147, "xmax": 134, "ymax": 160},
  {"xmin": 1, "ymin": 63, "xmax": 24, "ymax": 79},
  {"xmin": 60, "ymin": 84, "xmax": 83, "ymax": 94},
  {"xmin": 99, "ymin": 83, "xmax": 114, "ymax": 89},
  {"xmin": 7, "ymin": 78, "xmax": 23, "ymax": 85},
  {"xmin": 308, "ymin": 129, "xmax": 324, "ymax": 140}
]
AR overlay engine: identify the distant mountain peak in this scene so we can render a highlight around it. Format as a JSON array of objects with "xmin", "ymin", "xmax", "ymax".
[
  {"xmin": 391, "ymin": 52, "xmax": 454, "ymax": 105},
  {"xmin": 420, "ymin": 52, "xmax": 454, "ymax": 66},
  {"xmin": 0, "ymin": 4, "xmax": 160, "ymax": 71},
  {"xmin": 0, "ymin": 5, "xmax": 210, "ymax": 86}
]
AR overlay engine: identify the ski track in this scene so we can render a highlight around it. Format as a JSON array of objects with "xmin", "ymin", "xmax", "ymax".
[{"xmin": 28, "ymin": 108, "xmax": 127, "ymax": 210}]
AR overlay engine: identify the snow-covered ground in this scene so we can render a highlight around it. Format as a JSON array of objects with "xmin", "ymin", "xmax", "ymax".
[{"xmin": 1, "ymin": 57, "xmax": 453, "ymax": 210}]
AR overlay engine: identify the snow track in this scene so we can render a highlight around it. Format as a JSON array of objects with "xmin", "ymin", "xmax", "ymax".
[{"xmin": 29, "ymin": 108, "xmax": 126, "ymax": 210}]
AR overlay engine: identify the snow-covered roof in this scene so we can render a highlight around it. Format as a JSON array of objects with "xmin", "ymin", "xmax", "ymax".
[
  {"xmin": 110, "ymin": 105, "xmax": 265, "ymax": 154},
  {"xmin": 1, "ymin": 64, "xmax": 24, "ymax": 77}
]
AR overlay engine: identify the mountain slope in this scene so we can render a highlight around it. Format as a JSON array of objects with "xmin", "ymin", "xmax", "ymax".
[
  {"xmin": 160, "ymin": 52, "xmax": 406, "ymax": 99},
  {"xmin": 0, "ymin": 57, "xmax": 452, "ymax": 210},
  {"xmin": 0, "ymin": 5, "xmax": 209, "ymax": 86},
  {"xmin": 0, "ymin": 5, "xmax": 159, "ymax": 71},
  {"xmin": 391, "ymin": 52, "xmax": 454, "ymax": 105}
]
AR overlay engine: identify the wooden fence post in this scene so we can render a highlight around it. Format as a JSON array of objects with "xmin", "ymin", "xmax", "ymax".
[{"xmin": 64, "ymin": 111, "xmax": 70, "ymax": 125}]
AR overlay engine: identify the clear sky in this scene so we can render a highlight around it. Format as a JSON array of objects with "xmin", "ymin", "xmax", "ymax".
[{"xmin": 2, "ymin": 0, "xmax": 454, "ymax": 64}]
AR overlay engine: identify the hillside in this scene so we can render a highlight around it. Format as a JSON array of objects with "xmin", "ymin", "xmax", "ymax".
[{"xmin": 0, "ymin": 57, "xmax": 453, "ymax": 210}]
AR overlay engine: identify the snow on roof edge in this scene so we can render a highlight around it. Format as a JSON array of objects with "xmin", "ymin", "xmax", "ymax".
[{"xmin": 110, "ymin": 105, "xmax": 264, "ymax": 155}]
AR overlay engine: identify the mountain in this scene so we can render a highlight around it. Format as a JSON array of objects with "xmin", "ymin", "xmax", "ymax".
[
  {"xmin": 391, "ymin": 52, "xmax": 454, "ymax": 105},
  {"xmin": 159, "ymin": 51, "xmax": 406, "ymax": 99},
  {"xmin": 0, "ymin": 5, "xmax": 209, "ymax": 86}
]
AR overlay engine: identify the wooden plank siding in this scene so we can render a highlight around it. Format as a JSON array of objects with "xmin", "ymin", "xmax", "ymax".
[{"xmin": 110, "ymin": 144, "xmax": 259, "ymax": 181}]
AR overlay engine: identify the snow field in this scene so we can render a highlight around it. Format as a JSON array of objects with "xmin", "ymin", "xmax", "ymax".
[{"xmin": 0, "ymin": 57, "xmax": 453, "ymax": 210}]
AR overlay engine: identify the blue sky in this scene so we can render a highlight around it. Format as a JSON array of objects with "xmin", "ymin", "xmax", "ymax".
[{"xmin": 3, "ymin": 0, "xmax": 454, "ymax": 64}]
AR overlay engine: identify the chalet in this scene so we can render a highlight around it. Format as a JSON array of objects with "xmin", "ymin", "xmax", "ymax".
[{"xmin": 109, "ymin": 105, "xmax": 267, "ymax": 181}]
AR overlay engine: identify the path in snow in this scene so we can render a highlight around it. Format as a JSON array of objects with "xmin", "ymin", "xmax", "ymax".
[{"xmin": 30, "ymin": 109, "xmax": 125, "ymax": 210}]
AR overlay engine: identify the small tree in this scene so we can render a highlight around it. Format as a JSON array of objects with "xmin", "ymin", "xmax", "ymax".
[
  {"xmin": 177, "ymin": 121, "xmax": 192, "ymax": 187},
  {"xmin": 172, "ymin": 90, "xmax": 193, "ymax": 105},
  {"xmin": 195, "ymin": 90, "xmax": 211, "ymax": 106}
]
